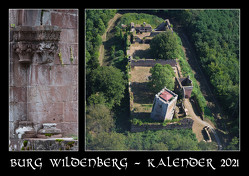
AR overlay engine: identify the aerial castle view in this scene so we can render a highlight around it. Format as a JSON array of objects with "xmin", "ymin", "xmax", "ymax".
[{"xmin": 85, "ymin": 9, "xmax": 239, "ymax": 151}]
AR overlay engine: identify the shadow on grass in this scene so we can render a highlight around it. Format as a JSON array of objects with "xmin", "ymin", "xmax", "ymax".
[
  {"xmin": 130, "ymin": 82, "xmax": 154, "ymax": 104},
  {"xmin": 132, "ymin": 48, "xmax": 152, "ymax": 59}
]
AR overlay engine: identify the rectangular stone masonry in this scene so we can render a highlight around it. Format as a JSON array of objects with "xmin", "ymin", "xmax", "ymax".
[
  {"xmin": 9, "ymin": 9, "xmax": 78, "ymax": 151},
  {"xmin": 51, "ymin": 11, "xmax": 78, "ymax": 29},
  {"xmin": 9, "ymin": 86, "xmax": 27, "ymax": 102},
  {"xmin": 63, "ymin": 101, "xmax": 78, "ymax": 122}
]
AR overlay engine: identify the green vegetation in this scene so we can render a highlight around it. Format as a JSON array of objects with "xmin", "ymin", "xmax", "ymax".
[
  {"xmin": 45, "ymin": 133, "xmax": 52, "ymax": 137},
  {"xmin": 23, "ymin": 140, "xmax": 28, "ymax": 147},
  {"xmin": 130, "ymin": 117, "xmax": 181, "ymax": 126},
  {"xmin": 148, "ymin": 63, "xmax": 175, "ymax": 93},
  {"xmin": 55, "ymin": 139, "xmax": 64, "ymax": 143},
  {"xmin": 86, "ymin": 10, "xmax": 225, "ymax": 151},
  {"xmin": 173, "ymin": 10, "xmax": 239, "ymax": 149},
  {"xmin": 117, "ymin": 13, "xmax": 164, "ymax": 29},
  {"xmin": 150, "ymin": 31, "xmax": 179, "ymax": 60},
  {"xmin": 87, "ymin": 129, "xmax": 202, "ymax": 151},
  {"xmin": 88, "ymin": 66, "xmax": 126, "ymax": 108},
  {"xmin": 86, "ymin": 104, "xmax": 115, "ymax": 134},
  {"xmin": 175, "ymin": 34, "xmax": 207, "ymax": 117},
  {"xmin": 86, "ymin": 9, "xmax": 117, "ymax": 98}
]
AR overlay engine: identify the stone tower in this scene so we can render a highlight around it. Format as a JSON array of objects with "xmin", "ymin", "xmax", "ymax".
[{"xmin": 150, "ymin": 87, "xmax": 178, "ymax": 121}]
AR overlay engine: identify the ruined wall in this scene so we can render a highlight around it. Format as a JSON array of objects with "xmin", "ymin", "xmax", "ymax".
[
  {"xmin": 9, "ymin": 9, "xmax": 78, "ymax": 139},
  {"xmin": 130, "ymin": 118, "xmax": 193, "ymax": 132},
  {"xmin": 130, "ymin": 59, "xmax": 177, "ymax": 68}
]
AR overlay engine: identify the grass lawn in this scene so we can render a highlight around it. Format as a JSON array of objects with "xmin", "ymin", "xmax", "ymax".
[{"xmin": 130, "ymin": 67, "xmax": 154, "ymax": 119}]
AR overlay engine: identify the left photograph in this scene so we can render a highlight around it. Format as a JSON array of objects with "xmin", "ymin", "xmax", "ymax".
[{"xmin": 9, "ymin": 9, "xmax": 78, "ymax": 151}]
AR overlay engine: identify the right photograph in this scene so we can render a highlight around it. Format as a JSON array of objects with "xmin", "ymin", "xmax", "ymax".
[{"xmin": 85, "ymin": 9, "xmax": 240, "ymax": 151}]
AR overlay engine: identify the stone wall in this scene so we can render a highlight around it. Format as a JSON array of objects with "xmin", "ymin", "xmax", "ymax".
[
  {"xmin": 130, "ymin": 59, "xmax": 177, "ymax": 67},
  {"xmin": 130, "ymin": 118, "xmax": 193, "ymax": 132},
  {"xmin": 9, "ymin": 138, "xmax": 78, "ymax": 151},
  {"xmin": 9, "ymin": 9, "xmax": 78, "ymax": 140}
]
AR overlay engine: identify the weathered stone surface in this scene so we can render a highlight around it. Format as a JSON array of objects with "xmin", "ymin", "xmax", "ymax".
[
  {"xmin": 50, "ymin": 65, "xmax": 78, "ymax": 86},
  {"xmin": 30, "ymin": 65, "xmax": 51, "ymax": 85},
  {"xmin": 11, "ymin": 25, "xmax": 61, "ymax": 65},
  {"xmin": 11, "ymin": 62, "xmax": 27, "ymax": 86},
  {"xmin": 151, "ymin": 87, "xmax": 178, "ymax": 121},
  {"xmin": 64, "ymin": 101, "xmax": 78, "ymax": 122},
  {"xmin": 51, "ymin": 11, "xmax": 78, "ymax": 29},
  {"xmin": 9, "ymin": 86, "xmax": 27, "ymax": 102},
  {"xmin": 9, "ymin": 9, "xmax": 78, "ymax": 149},
  {"xmin": 15, "ymin": 126, "xmax": 36, "ymax": 139},
  {"xmin": 37, "ymin": 123, "xmax": 62, "ymax": 138},
  {"xmin": 60, "ymin": 29, "xmax": 78, "ymax": 43},
  {"xmin": 57, "ymin": 122, "xmax": 78, "ymax": 137},
  {"xmin": 9, "ymin": 138, "xmax": 78, "ymax": 151},
  {"xmin": 28, "ymin": 102, "xmax": 64, "ymax": 122},
  {"xmin": 9, "ymin": 102, "xmax": 27, "ymax": 121}
]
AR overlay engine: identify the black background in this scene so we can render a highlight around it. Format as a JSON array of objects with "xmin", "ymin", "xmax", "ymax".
[{"xmin": 6, "ymin": 6, "xmax": 247, "ymax": 175}]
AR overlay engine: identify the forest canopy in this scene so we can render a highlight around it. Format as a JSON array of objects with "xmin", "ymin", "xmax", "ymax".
[{"xmin": 177, "ymin": 10, "xmax": 239, "ymax": 119}]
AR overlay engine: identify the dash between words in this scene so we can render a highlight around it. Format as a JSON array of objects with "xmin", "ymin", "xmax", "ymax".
[{"xmin": 10, "ymin": 156, "xmax": 219, "ymax": 170}]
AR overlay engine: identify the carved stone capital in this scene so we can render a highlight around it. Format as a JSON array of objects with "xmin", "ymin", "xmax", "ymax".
[
  {"xmin": 36, "ymin": 42, "xmax": 59, "ymax": 64},
  {"xmin": 11, "ymin": 25, "xmax": 61, "ymax": 64},
  {"xmin": 13, "ymin": 42, "xmax": 36, "ymax": 63}
]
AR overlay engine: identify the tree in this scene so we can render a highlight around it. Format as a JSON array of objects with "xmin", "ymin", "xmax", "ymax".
[
  {"xmin": 86, "ymin": 104, "xmax": 114, "ymax": 134},
  {"xmin": 95, "ymin": 18, "xmax": 106, "ymax": 35},
  {"xmin": 87, "ymin": 92, "xmax": 107, "ymax": 106},
  {"xmin": 226, "ymin": 137, "xmax": 239, "ymax": 150},
  {"xmin": 89, "ymin": 66, "xmax": 126, "ymax": 108},
  {"xmin": 148, "ymin": 63, "xmax": 175, "ymax": 93},
  {"xmin": 87, "ymin": 132, "xmax": 126, "ymax": 150},
  {"xmin": 150, "ymin": 142, "xmax": 168, "ymax": 150},
  {"xmin": 150, "ymin": 31, "xmax": 178, "ymax": 60}
]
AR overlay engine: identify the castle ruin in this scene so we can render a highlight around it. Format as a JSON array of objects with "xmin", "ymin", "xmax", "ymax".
[{"xmin": 150, "ymin": 87, "xmax": 178, "ymax": 121}]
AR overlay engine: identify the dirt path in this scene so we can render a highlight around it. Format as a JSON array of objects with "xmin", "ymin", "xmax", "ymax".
[
  {"xmin": 98, "ymin": 13, "xmax": 122, "ymax": 66},
  {"xmin": 184, "ymin": 99, "xmax": 222, "ymax": 149}
]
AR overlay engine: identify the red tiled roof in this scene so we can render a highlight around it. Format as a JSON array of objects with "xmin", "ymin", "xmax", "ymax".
[{"xmin": 159, "ymin": 90, "xmax": 173, "ymax": 102}]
